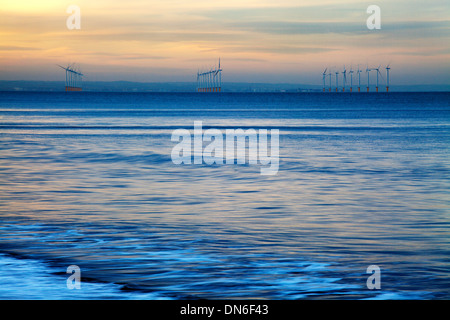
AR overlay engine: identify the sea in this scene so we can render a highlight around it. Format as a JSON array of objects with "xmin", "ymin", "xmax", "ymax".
[{"xmin": 0, "ymin": 91, "xmax": 448, "ymax": 300}]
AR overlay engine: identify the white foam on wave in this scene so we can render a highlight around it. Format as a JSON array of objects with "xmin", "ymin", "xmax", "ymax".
[
  {"xmin": 362, "ymin": 291, "xmax": 431, "ymax": 300},
  {"xmin": 0, "ymin": 253, "xmax": 170, "ymax": 300}
]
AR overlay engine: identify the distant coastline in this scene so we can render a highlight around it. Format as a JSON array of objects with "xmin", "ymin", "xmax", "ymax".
[{"xmin": 0, "ymin": 80, "xmax": 449, "ymax": 93}]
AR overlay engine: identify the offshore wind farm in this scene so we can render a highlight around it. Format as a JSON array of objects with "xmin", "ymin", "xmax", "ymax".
[
  {"xmin": 57, "ymin": 63, "xmax": 84, "ymax": 92},
  {"xmin": 58, "ymin": 59, "xmax": 396, "ymax": 94},
  {"xmin": 323, "ymin": 64, "xmax": 392, "ymax": 93},
  {"xmin": 54, "ymin": 59, "xmax": 399, "ymax": 93},
  {"xmin": 11, "ymin": 57, "xmax": 442, "ymax": 93},
  {"xmin": 53, "ymin": 61, "xmax": 399, "ymax": 93},
  {"xmin": 1, "ymin": 58, "xmax": 445, "ymax": 93},
  {"xmin": 197, "ymin": 59, "xmax": 223, "ymax": 92}
]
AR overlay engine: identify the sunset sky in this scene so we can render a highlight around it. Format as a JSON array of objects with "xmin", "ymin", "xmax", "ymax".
[{"xmin": 0, "ymin": 0, "xmax": 449, "ymax": 85}]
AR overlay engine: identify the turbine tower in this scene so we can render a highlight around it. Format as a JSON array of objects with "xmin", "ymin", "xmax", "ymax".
[
  {"xmin": 357, "ymin": 65, "xmax": 362, "ymax": 92},
  {"xmin": 335, "ymin": 71, "xmax": 339, "ymax": 92},
  {"xmin": 342, "ymin": 65, "xmax": 347, "ymax": 92},
  {"xmin": 349, "ymin": 66, "xmax": 354, "ymax": 92},
  {"xmin": 386, "ymin": 64, "xmax": 391, "ymax": 92},
  {"xmin": 374, "ymin": 65, "xmax": 381, "ymax": 92},
  {"xmin": 216, "ymin": 58, "xmax": 222, "ymax": 92},
  {"xmin": 209, "ymin": 67, "xmax": 212, "ymax": 92},
  {"xmin": 328, "ymin": 70, "xmax": 332, "ymax": 92},
  {"xmin": 322, "ymin": 68, "xmax": 327, "ymax": 92},
  {"xmin": 366, "ymin": 65, "xmax": 371, "ymax": 92}
]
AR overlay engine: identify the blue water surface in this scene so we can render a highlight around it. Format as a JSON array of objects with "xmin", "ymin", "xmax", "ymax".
[{"xmin": 0, "ymin": 92, "xmax": 449, "ymax": 299}]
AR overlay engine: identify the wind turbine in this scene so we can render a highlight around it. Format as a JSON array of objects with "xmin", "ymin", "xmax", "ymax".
[
  {"xmin": 357, "ymin": 65, "xmax": 362, "ymax": 92},
  {"xmin": 322, "ymin": 68, "xmax": 327, "ymax": 92},
  {"xmin": 218, "ymin": 58, "xmax": 222, "ymax": 92},
  {"xmin": 212, "ymin": 62, "xmax": 217, "ymax": 92},
  {"xmin": 209, "ymin": 67, "xmax": 213, "ymax": 92},
  {"xmin": 366, "ymin": 65, "xmax": 371, "ymax": 92},
  {"xmin": 349, "ymin": 66, "xmax": 354, "ymax": 92},
  {"xmin": 328, "ymin": 70, "xmax": 332, "ymax": 92},
  {"xmin": 335, "ymin": 70, "xmax": 339, "ymax": 92},
  {"xmin": 386, "ymin": 64, "xmax": 391, "ymax": 92},
  {"xmin": 374, "ymin": 65, "xmax": 381, "ymax": 92},
  {"xmin": 212, "ymin": 67, "xmax": 216, "ymax": 92},
  {"xmin": 342, "ymin": 65, "xmax": 347, "ymax": 92}
]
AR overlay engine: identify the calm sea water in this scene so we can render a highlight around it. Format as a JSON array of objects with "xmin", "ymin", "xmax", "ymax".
[{"xmin": 0, "ymin": 92, "xmax": 449, "ymax": 300}]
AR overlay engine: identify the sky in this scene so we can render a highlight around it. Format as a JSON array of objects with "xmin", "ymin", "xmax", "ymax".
[{"xmin": 0, "ymin": 0, "xmax": 449, "ymax": 85}]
